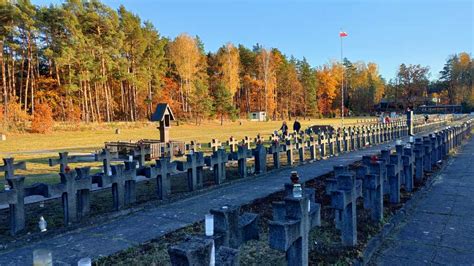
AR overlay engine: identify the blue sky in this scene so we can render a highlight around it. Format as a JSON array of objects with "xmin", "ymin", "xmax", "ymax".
[{"xmin": 33, "ymin": 0, "xmax": 473, "ymax": 81}]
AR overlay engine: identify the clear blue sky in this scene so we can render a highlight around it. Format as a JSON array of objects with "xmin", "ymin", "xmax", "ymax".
[{"xmin": 33, "ymin": 0, "xmax": 473, "ymax": 81}]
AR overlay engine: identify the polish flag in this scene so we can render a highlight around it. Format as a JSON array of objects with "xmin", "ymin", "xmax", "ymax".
[{"xmin": 339, "ymin": 31, "xmax": 348, "ymax": 37}]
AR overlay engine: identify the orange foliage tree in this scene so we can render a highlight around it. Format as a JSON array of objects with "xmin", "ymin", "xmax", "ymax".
[{"xmin": 31, "ymin": 102, "xmax": 54, "ymax": 134}]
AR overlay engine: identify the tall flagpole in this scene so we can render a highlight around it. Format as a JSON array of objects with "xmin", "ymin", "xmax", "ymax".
[{"xmin": 340, "ymin": 31, "xmax": 344, "ymax": 128}]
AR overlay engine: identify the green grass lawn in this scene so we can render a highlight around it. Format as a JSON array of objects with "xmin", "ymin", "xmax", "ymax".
[{"xmin": 0, "ymin": 117, "xmax": 371, "ymax": 187}]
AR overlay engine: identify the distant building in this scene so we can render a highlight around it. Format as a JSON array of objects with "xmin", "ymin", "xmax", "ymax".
[{"xmin": 249, "ymin": 111, "xmax": 267, "ymax": 122}]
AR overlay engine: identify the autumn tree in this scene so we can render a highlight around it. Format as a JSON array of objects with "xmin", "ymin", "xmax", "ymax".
[
  {"xmin": 216, "ymin": 43, "xmax": 240, "ymax": 103},
  {"xmin": 167, "ymin": 33, "xmax": 201, "ymax": 113},
  {"xmin": 316, "ymin": 66, "xmax": 338, "ymax": 116}
]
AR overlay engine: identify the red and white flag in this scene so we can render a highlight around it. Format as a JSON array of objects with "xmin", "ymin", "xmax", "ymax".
[{"xmin": 339, "ymin": 31, "xmax": 348, "ymax": 37}]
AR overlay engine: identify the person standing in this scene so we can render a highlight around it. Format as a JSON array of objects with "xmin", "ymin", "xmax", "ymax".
[
  {"xmin": 293, "ymin": 119, "xmax": 301, "ymax": 133},
  {"xmin": 280, "ymin": 121, "xmax": 289, "ymax": 136}
]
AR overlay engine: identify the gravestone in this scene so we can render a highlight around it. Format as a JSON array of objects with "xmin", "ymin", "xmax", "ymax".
[
  {"xmin": 1, "ymin": 158, "xmax": 26, "ymax": 180},
  {"xmin": 268, "ymin": 188, "xmax": 321, "ymax": 266},
  {"xmin": 49, "ymin": 168, "xmax": 93, "ymax": 225},
  {"xmin": 318, "ymin": 132, "xmax": 329, "ymax": 158},
  {"xmin": 330, "ymin": 173, "xmax": 358, "ymax": 246},
  {"xmin": 75, "ymin": 167, "xmax": 94, "ymax": 219},
  {"xmin": 210, "ymin": 205, "xmax": 259, "ymax": 249},
  {"xmin": 205, "ymin": 149, "xmax": 229, "ymax": 185},
  {"xmin": 282, "ymin": 137, "xmax": 295, "ymax": 166},
  {"xmin": 48, "ymin": 152, "xmax": 95, "ymax": 173},
  {"xmin": 252, "ymin": 144, "xmax": 267, "ymax": 174},
  {"xmin": 144, "ymin": 157, "xmax": 177, "ymax": 200},
  {"xmin": 414, "ymin": 139, "xmax": 424, "ymax": 183},
  {"xmin": 168, "ymin": 236, "xmax": 240, "ymax": 266},
  {"xmin": 295, "ymin": 134, "xmax": 306, "ymax": 163},
  {"xmin": 227, "ymin": 137, "xmax": 239, "ymax": 153},
  {"xmin": 95, "ymin": 148, "xmax": 116, "ymax": 176},
  {"xmin": 177, "ymin": 152, "xmax": 205, "ymax": 191},
  {"xmin": 209, "ymin": 139, "xmax": 222, "ymax": 153},
  {"xmin": 231, "ymin": 145, "xmax": 252, "ymax": 178},
  {"xmin": 242, "ymin": 136, "xmax": 252, "ymax": 150},
  {"xmin": 402, "ymin": 145, "xmax": 415, "ymax": 192},
  {"xmin": 364, "ymin": 161, "xmax": 384, "ymax": 222},
  {"xmin": 268, "ymin": 134, "xmax": 283, "ymax": 169},
  {"xmin": 306, "ymin": 135, "xmax": 319, "ymax": 161},
  {"xmin": 0, "ymin": 176, "xmax": 26, "ymax": 235},
  {"xmin": 423, "ymin": 136, "xmax": 432, "ymax": 172},
  {"xmin": 95, "ymin": 163, "xmax": 137, "ymax": 210}
]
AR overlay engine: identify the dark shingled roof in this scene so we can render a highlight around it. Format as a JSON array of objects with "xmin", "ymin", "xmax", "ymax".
[{"xmin": 151, "ymin": 103, "xmax": 175, "ymax": 121}]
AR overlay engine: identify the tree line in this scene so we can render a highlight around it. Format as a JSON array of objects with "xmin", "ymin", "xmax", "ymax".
[{"xmin": 0, "ymin": 0, "xmax": 472, "ymax": 131}]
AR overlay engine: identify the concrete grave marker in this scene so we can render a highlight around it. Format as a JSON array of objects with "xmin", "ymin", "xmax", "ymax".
[
  {"xmin": 205, "ymin": 149, "xmax": 229, "ymax": 185},
  {"xmin": 177, "ymin": 152, "xmax": 205, "ymax": 190},
  {"xmin": 269, "ymin": 187, "xmax": 320, "ymax": 266}
]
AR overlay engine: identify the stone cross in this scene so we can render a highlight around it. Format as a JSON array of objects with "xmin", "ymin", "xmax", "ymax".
[
  {"xmin": 362, "ymin": 160, "xmax": 384, "ymax": 222},
  {"xmin": 268, "ymin": 187, "xmax": 320, "ymax": 266},
  {"xmin": 318, "ymin": 132, "xmax": 329, "ymax": 158},
  {"xmin": 205, "ymin": 148, "xmax": 229, "ymax": 185},
  {"xmin": 268, "ymin": 135, "xmax": 283, "ymax": 169},
  {"xmin": 414, "ymin": 139, "xmax": 424, "ymax": 183},
  {"xmin": 177, "ymin": 152, "xmax": 205, "ymax": 191},
  {"xmin": 336, "ymin": 131, "xmax": 344, "ymax": 154},
  {"xmin": 282, "ymin": 136, "xmax": 295, "ymax": 166},
  {"xmin": 227, "ymin": 136, "xmax": 239, "ymax": 153},
  {"xmin": 0, "ymin": 176, "xmax": 26, "ymax": 235},
  {"xmin": 242, "ymin": 136, "xmax": 252, "ymax": 150},
  {"xmin": 145, "ymin": 157, "xmax": 177, "ymax": 200},
  {"xmin": 95, "ymin": 163, "xmax": 137, "ymax": 210},
  {"xmin": 423, "ymin": 136, "xmax": 432, "ymax": 172},
  {"xmin": 74, "ymin": 167, "xmax": 94, "ymax": 219},
  {"xmin": 306, "ymin": 135, "xmax": 319, "ymax": 161},
  {"xmin": 252, "ymin": 143, "xmax": 267, "ymax": 174},
  {"xmin": 344, "ymin": 129, "xmax": 352, "ymax": 152},
  {"xmin": 381, "ymin": 149, "xmax": 401, "ymax": 204},
  {"xmin": 185, "ymin": 140, "xmax": 201, "ymax": 153},
  {"xmin": 402, "ymin": 145, "xmax": 415, "ymax": 192},
  {"xmin": 328, "ymin": 132, "xmax": 337, "ymax": 156},
  {"xmin": 330, "ymin": 173, "xmax": 358, "ymax": 246},
  {"xmin": 48, "ymin": 152, "xmax": 95, "ymax": 173},
  {"xmin": 231, "ymin": 145, "xmax": 252, "ymax": 178},
  {"xmin": 49, "ymin": 167, "xmax": 93, "ymax": 225},
  {"xmin": 168, "ymin": 236, "xmax": 240, "ymax": 266},
  {"xmin": 210, "ymin": 205, "xmax": 259, "ymax": 249},
  {"xmin": 209, "ymin": 139, "xmax": 222, "ymax": 152},
  {"xmin": 430, "ymin": 133, "xmax": 439, "ymax": 164},
  {"xmin": 133, "ymin": 143, "xmax": 149, "ymax": 167},
  {"xmin": 95, "ymin": 148, "xmax": 117, "ymax": 176},
  {"xmin": 254, "ymin": 134, "xmax": 264, "ymax": 145},
  {"xmin": 1, "ymin": 158, "xmax": 26, "ymax": 180},
  {"xmin": 296, "ymin": 134, "xmax": 306, "ymax": 163}
]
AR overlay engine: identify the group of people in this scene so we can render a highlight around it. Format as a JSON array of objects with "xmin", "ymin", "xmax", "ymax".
[{"xmin": 279, "ymin": 119, "xmax": 301, "ymax": 136}]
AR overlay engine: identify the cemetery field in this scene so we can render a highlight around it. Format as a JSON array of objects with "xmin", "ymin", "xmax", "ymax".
[{"xmin": 0, "ymin": 117, "xmax": 368, "ymax": 186}]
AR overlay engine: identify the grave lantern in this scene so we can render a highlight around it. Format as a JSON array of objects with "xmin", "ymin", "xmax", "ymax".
[{"xmin": 151, "ymin": 103, "xmax": 175, "ymax": 143}]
